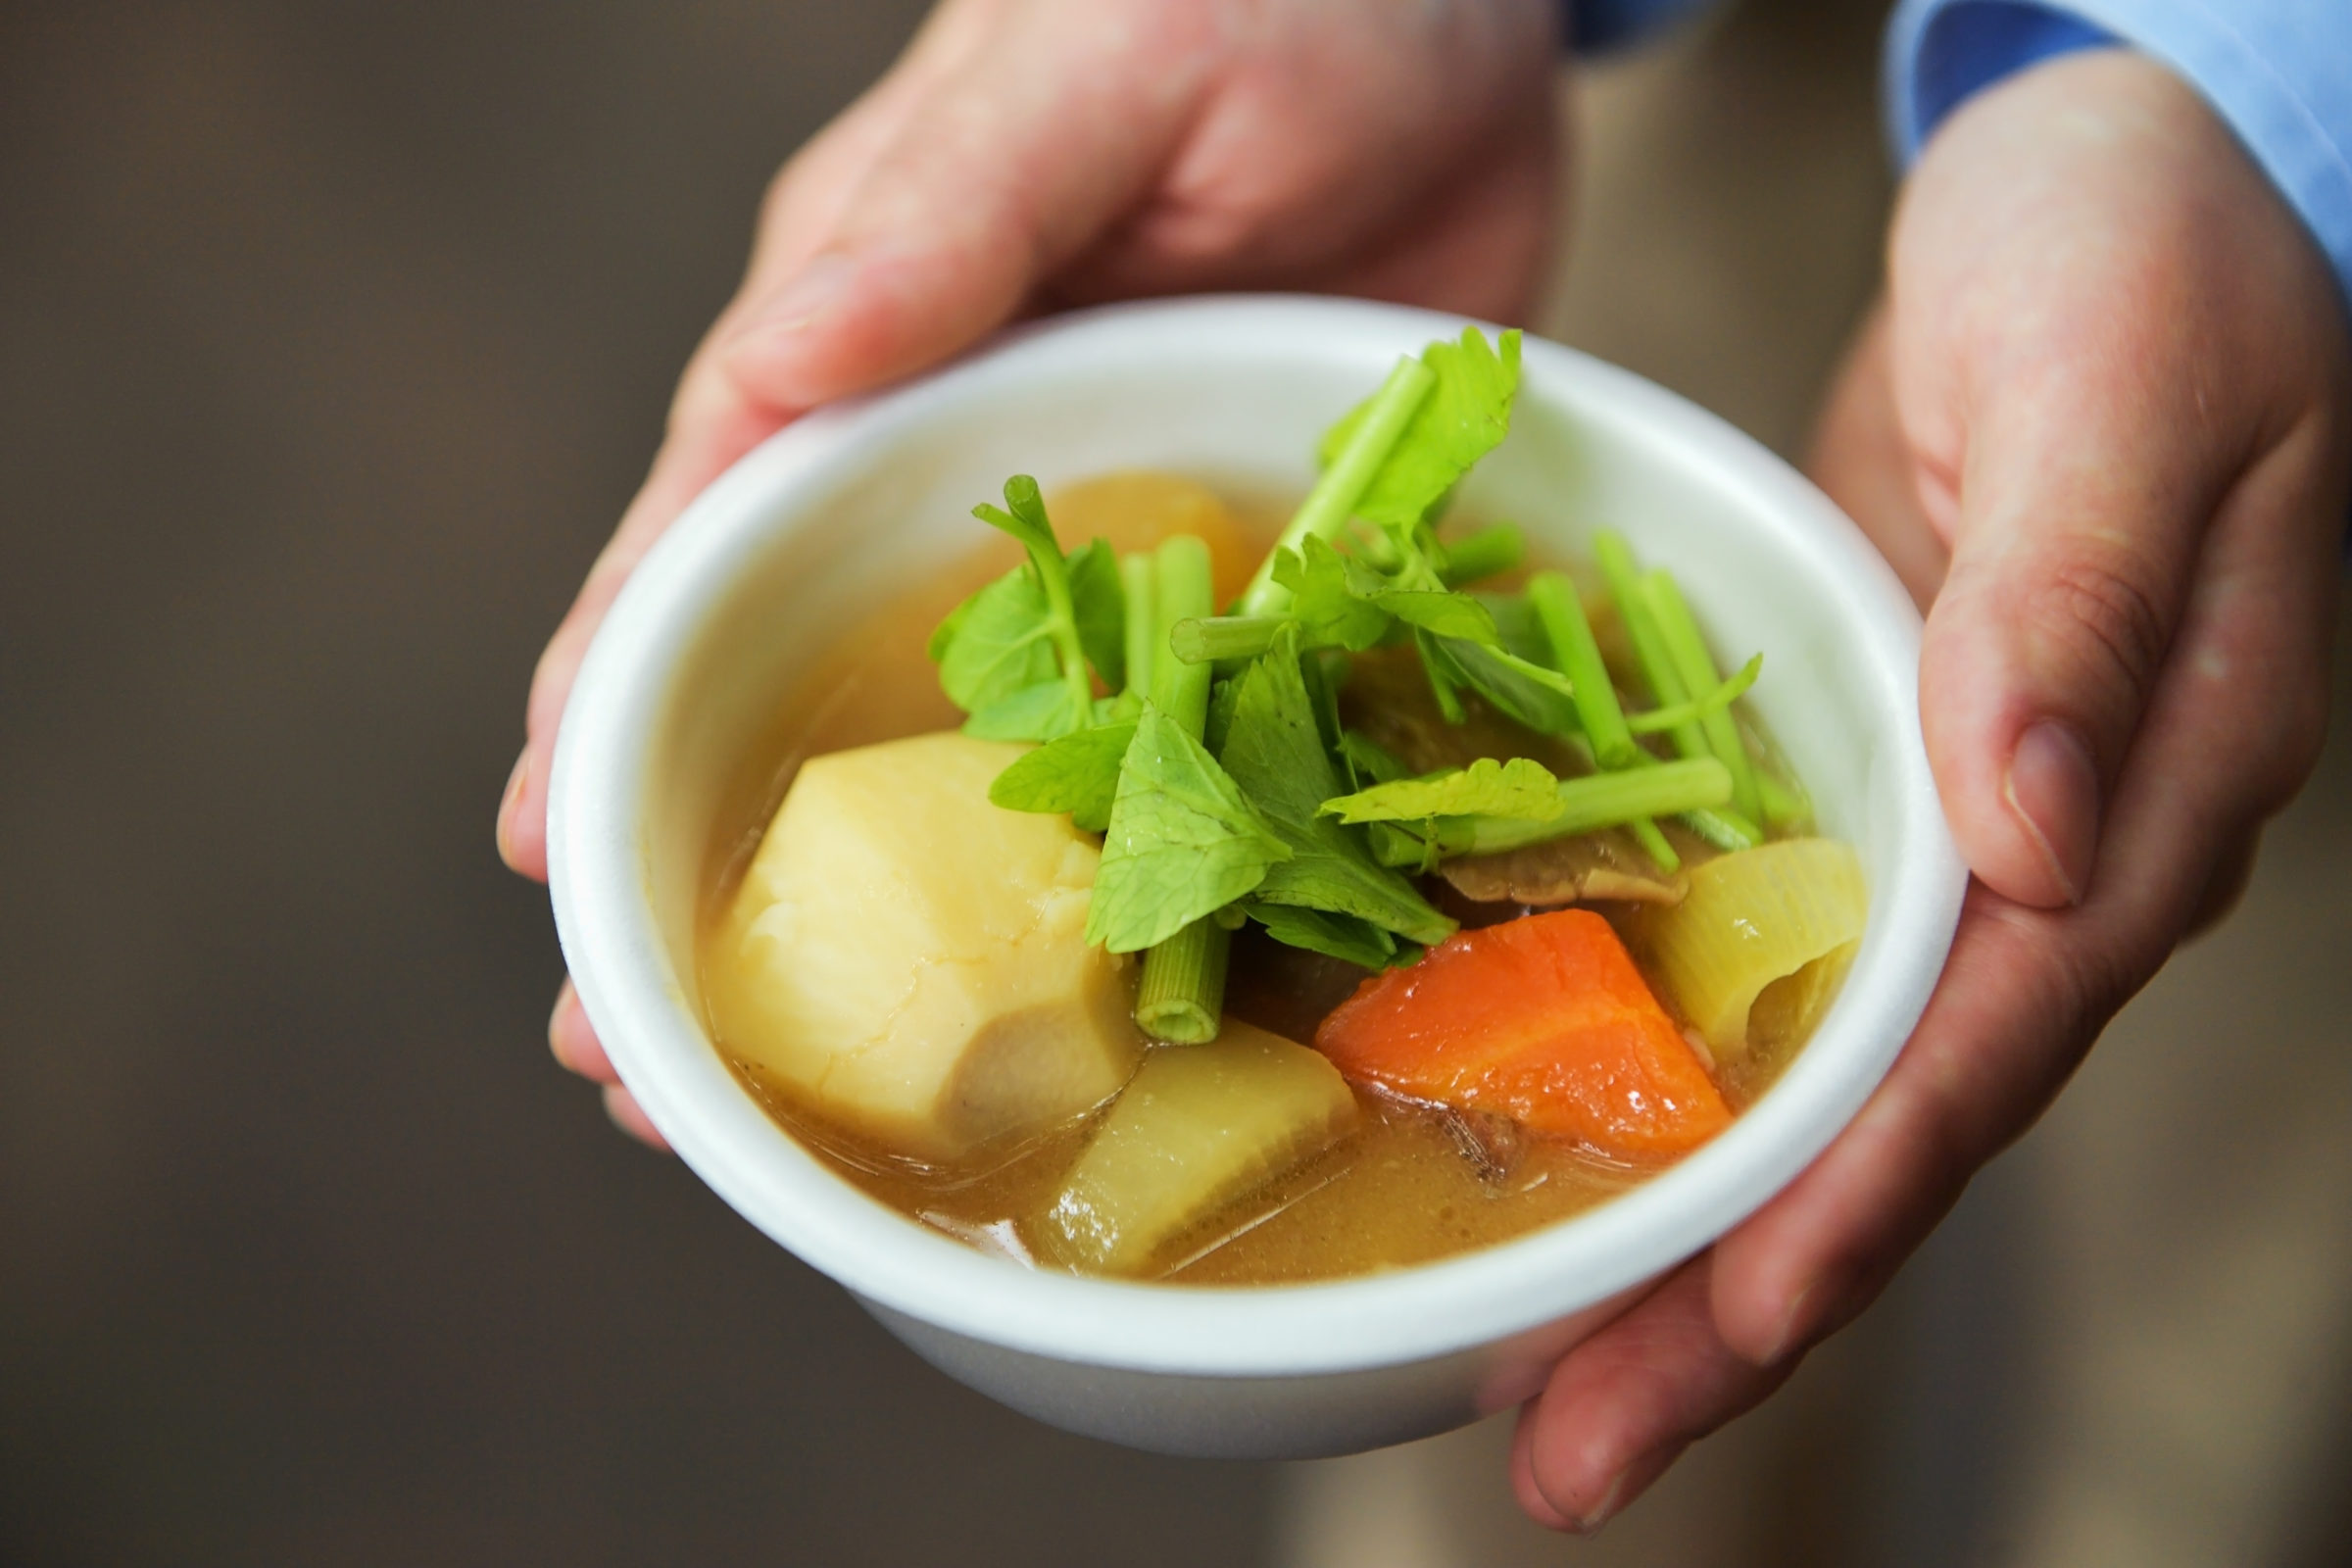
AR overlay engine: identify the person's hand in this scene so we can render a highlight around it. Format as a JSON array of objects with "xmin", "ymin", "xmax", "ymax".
[
  {"xmin": 499, "ymin": 0, "xmax": 1564, "ymax": 1139},
  {"xmin": 1512, "ymin": 49, "xmax": 2349, "ymax": 1529}
]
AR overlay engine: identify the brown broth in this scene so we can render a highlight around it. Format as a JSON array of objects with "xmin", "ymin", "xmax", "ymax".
[{"xmin": 697, "ymin": 473, "xmax": 1827, "ymax": 1285}]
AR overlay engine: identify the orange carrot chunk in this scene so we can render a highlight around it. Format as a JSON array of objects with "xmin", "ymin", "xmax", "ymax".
[{"xmin": 1314, "ymin": 909, "xmax": 1732, "ymax": 1161}]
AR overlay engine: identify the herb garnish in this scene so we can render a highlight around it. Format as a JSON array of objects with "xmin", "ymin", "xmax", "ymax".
[{"xmin": 927, "ymin": 326, "xmax": 1780, "ymax": 1045}]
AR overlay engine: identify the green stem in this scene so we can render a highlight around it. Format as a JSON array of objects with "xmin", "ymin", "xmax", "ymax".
[
  {"xmin": 1624, "ymin": 654, "xmax": 1762, "ymax": 735},
  {"xmin": 1137, "ymin": 533, "xmax": 1228, "ymax": 1041},
  {"xmin": 1756, "ymin": 764, "xmax": 1811, "ymax": 830},
  {"xmin": 1626, "ymin": 815, "xmax": 1683, "ymax": 874},
  {"xmin": 1529, "ymin": 571, "xmax": 1636, "ymax": 766},
  {"xmin": 1133, "ymin": 918, "xmax": 1229, "ymax": 1045},
  {"xmin": 1015, "ymin": 530, "xmax": 1096, "ymax": 727},
  {"xmin": 1593, "ymin": 532, "xmax": 1706, "ymax": 763},
  {"xmin": 1642, "ymin": 569, "xmax": 1764, "ymax": 824},
  {"xmin": 1530, "ymin": 569, "xmax": 1677, "ymax": 870},
  {"xmin": 1235, "ymin": 357, "xmax": 1437, "ymax": 616},
  {"xmin": 1120, "ymin": 551, "xmax": 1155, "ymax": 701},
  {"xmin": 1440, "ymin": 758, "xmax": 1733, "ymax": 858},
  {"xmin": 1439, "ymin": 524, "xmax": 1525, "ymax": 587},
  {"xmin": 1679, "ymin": 806, "xmax": 1764, "ymax": 854},
  {"xmin": 1149, "ymin": 536, "xmax": 1214, "ymax": 732},
  {"xmin": 1168, "ymin": 613, "xmax": 1289, "ymax": 665}
]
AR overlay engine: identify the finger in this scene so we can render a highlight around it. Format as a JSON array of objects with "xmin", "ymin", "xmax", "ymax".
[
  {"xmin": 1711, "ymin": 437, "xmax": 2343, "ymax": 1367},
  {"xmin": 1302, "ymin": 79, "xmax": 1559, "ymax": 326},
  {"xmin": 495, "ymin": 16, "xmax": 986, "ymax": 881},
  {"xmin": 497, "ymin": 12, "xmax": 1214, "ymax": 881},
  {"xmin": 603, "ymin": 1085, "xmax": 671, "ymax": 1152},
  {"xmin": 2184, "ymin": 829, "xmax": 2262, "ymax": 938},
  {"xmin": 1709, "ymin": 881, "xmax": 2085, "ymax": 1364},
  {"xmin": 1510, "ymin": 1255, "xmax": 1796, "ymax": 1532},
  {"xmin": 548, "ymin": 979, "xmax": 618, "ymax": 1086},
  {"xmin": 1803, "ymin": 298, "xmax": 1949, "ymax": 611},
  {"xmin": 1912, "ymin": 332, "xmax": 2231, "ymax": 908},
  {"xmin": 714, "ymin": 8, "xmax": 1218, "ymax": 413}
]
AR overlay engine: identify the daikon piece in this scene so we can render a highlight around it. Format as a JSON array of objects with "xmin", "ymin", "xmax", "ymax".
[
  {"xmin": 705, "ymin": 731, "xmax": 1143, "ymax": 1160},
  {"xmin": 1042, "ymin": 1021, "xmax": 1357, "ymax": 1276}
]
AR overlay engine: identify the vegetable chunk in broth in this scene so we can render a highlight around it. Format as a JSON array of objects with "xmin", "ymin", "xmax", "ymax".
[{"xmin": 698, "ymin": 329, "xmax": 1867, "ymax": 1285}]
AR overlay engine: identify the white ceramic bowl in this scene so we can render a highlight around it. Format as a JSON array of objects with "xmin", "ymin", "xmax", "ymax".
[{"xmin": 548, "ymin": 296, "xmax": 1966, "ymax": 1459}]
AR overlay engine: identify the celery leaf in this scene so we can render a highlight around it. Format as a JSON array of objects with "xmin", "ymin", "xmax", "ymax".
[
  {"xmin": 1246, "ymin": 903, "xmax": 1399, "ymax": 970},
  {"xmin": 988, "ymin": 720, "xmax": 1136, "ymax": 832},
  {"xmin": 1219, "ymin": 626, "xmax": 1455, "ymax": 946},
  {"xmin": 1319, "ymin": 327, "xmax": 1522, "ymax": 529},
  {"xmin": 1320, "ymin": 756, "xmax": 1563, "ymax": 824},
  {"xmin": 1087, "ymin": 704, "xmax": 1290, "ymax": 954}
]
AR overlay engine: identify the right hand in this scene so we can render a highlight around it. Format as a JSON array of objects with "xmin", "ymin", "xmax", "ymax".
[{"xmin": 498, "ymin": 0, "xmax": 1566, "ymax": 1144}]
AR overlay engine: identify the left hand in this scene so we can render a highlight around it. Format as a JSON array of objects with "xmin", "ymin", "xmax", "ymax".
[{"xmin": 1512, "ymin": 49, "xmax": 2350, "ymax": 1530}]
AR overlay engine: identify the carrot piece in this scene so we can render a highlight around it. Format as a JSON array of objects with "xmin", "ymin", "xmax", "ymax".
[{"xmin": 1314, "ymin": 909, "xmax": 1732, "ymax": 1161}]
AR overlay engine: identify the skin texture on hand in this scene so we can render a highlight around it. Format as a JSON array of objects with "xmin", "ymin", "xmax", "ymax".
[
  {"xmin": 1512, "ymin": 50, "xmax": 2350, "ymax": 1532},
  {"xmin": 500, "ymin": 0, "xmax": 1563, "ymax": 1138}
]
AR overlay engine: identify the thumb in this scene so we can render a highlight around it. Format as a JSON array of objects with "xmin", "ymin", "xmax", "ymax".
[
  {"xmin": 1916, "ymin": 365, "xmax": 2222, "ymax": 907},
  {"xmin": 715, "ymin": 7, "xmax": 1216, "ymax": 412}
]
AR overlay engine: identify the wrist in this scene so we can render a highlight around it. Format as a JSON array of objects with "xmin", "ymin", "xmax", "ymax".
[{"xmin": 1886, "ymin": 1, "xmax": 2352, "ymax": 321}]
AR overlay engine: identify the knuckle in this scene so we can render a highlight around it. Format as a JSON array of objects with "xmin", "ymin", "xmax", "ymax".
[{"xmin": 2026, "ymin": 552, "xmax": 2173, "ymax": 716}]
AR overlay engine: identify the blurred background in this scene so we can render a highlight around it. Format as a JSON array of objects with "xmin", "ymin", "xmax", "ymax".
[{"xmin": 3, "ymin": 1, "xmax": 2346, "ymax": 1563}]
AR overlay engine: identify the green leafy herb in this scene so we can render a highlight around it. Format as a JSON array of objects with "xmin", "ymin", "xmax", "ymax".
[
  {"xmin": 1336, "ymin": 730, "xmax": 1410, "ymax": 791},
  {"xmin": 987, "ymin": 720, "xmax": 1136, "ymax": 832},
  {"xmin": 1272, "ymin": 537, "xmax": 1392, "ymax": 651},
  {"xmin": 1246, "ymin": 904, "xmax": 1402, "ymax": 970},
  {"xmin": 1362, "ymin": 757, "xmax": 1736, "ymax": 865},
  {"xmin": 1622, "ymin": 653, "xmax": 1762, "ymax": 735},
  {"xmin": 932, "ymin": 568, "xmax": 1057, "ymax": 712},
  {"xmin": 1417, "ymin": 633, "xmax": 1580, "ymax": 736},
  {"xmin": 1319, "ymin": 326, "xmax": 1523, "ymax": 530},
  {"xmin": 934, "ymin": 475, "xmax": 1115, "ymax": 742},
  {"xmin": 1284, "ymin": 533, "xmax": 1500, "ymax": 645},
  {"xmin": 1417, "ymin": 629, "xmax": 1469, "ymax": 724},
  {"xmin": 1235, "ymin": 357, "xmax": 1436, "ymax": 616},
  {"xmin": 963, "ymin": 679, "xmax": 1092, "ymax": 742},
  {"xmin": 1086, "ymin": 703, "xmax": 1291, "ymax": 955},
  {"xmin": 1642, "ymin": 568, "xmax": 1764, "ymax": 822},
  {"xmin": 1067, "ymin": 538, "xmax": 1125, "ymax": 693},
  {"xmin": 1438, "ymin": 524, "xmax": 1525, "ymax": 587},
  {"xmin": 1320, "ymin": 756, "xmax": 1563, "ymax": 824},
  {"xmin": 1470, "ymin": 590, "xmax": 1550, "ymax": 667},
  {"xmin": 1216, "ymin": 626, "xmax": 1455, "ymax": 947}
]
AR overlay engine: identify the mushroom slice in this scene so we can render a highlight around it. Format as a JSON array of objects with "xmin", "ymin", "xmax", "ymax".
[{"xmin": 1440, "ymin": 830, "xmax": 1687, "ymax": 907}]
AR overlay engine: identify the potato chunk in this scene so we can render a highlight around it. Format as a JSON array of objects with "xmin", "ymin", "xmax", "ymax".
[
  {"xmin": 706, "ymin": 731, "xmax": 1143, "ymax": 1159},
  {"xmin": 1042, "ymin": 1021, "xmax": 1358, "ymax": 1276}
]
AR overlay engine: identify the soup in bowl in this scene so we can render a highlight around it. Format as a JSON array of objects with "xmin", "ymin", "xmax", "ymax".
[{"xmin": 545, "ymin": 296, "xmax": 1965, "ymax": 1457}]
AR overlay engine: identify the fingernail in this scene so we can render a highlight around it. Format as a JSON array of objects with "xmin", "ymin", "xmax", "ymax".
[
  {"xmin": 496, "ymin": 751, "xmax": 529, "ymax": 864},
  {"xmin": 737, "ymin": 252, "xmax": 856, "ymax": 341},
  {"xmin": 1568, "ymin": 1468, "xmax": 1634, "ymax": 1534},
  {"xmin": 2003, "ymin": 721, "xmax": 2099, "ymax": 906},
  {"xmin": 1757, "ymin": 1279, "xmax": 1816, "ymax": 1366},
  {"xmin": 547, "ymin": 982, "xmax": 573, "ymax": 1059}
]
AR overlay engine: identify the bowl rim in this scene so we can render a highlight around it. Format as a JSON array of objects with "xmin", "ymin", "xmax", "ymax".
[{"xmin": 548, "ymin": 294, "xmax": 1967, "ymax": 1379}]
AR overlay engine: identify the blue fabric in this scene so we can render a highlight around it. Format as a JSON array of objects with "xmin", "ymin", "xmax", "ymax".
[
  {"xmin": 1886, "ymin": 1, "xmax": 2352, "ymax": 314},
  {"xmin": 1566, "ymin": 0, "xmax": 1714, "ymax": 54}
]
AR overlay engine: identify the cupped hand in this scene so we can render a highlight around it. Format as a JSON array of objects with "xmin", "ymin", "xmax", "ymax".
[
  {"xmin": 1514, "ymin": 50, "xmax": 2349, "ymax": 1529},
  {"xmin": 505, "ymin": 0, "xmax": 1564, "ymax": 1137}
]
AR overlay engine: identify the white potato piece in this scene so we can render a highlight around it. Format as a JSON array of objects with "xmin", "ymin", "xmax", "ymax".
[
  {"xmin": 1043, "ymin": 1021, "xmax": 1359, "ymax": 1276},
  {"xmin": 706, "ymin": 731, "xmax": 1143, "ymax": 1160}
]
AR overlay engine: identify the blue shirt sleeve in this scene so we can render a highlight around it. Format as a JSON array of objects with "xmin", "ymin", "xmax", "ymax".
[
  {"xmin": 1885, "ymin": 1, "xmax": 2352, "ymax": 313},
  {"xmin": 1566, "ymin": 0, "xmax": 1717, "ymax": 54}
]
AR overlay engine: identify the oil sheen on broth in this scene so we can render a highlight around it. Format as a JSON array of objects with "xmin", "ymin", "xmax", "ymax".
[{"xmin": 698, "ymin": 473, "xmax": 1832, "ymax": 1286}]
